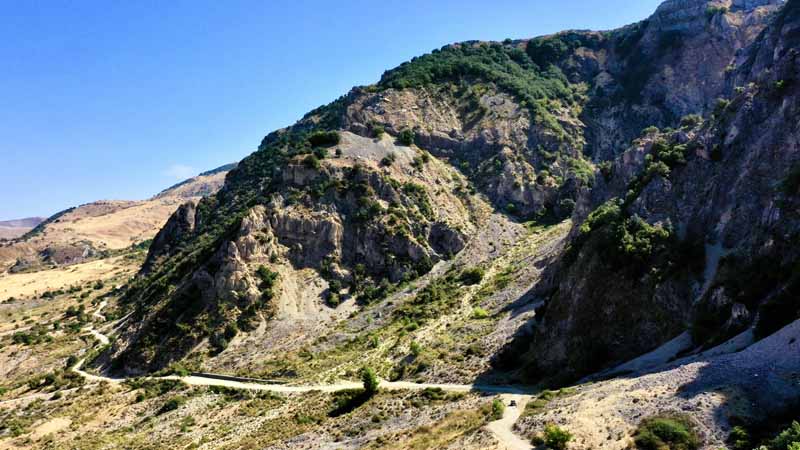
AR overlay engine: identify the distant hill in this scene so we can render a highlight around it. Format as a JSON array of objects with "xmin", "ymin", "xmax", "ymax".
[
  {"xmin": 0, "ymin": 165, "xmax": 233, "ymax": 272},
  {"xmin": 0, "ymin": 217, "xmax": 45, "ymax": 240}
]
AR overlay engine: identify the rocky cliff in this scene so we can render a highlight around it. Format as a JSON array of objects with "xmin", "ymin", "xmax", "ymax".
[
  {"xmin": 505, "ymin": 0, "xmax": 799, "ymax": 383},
  {"xmin": 109, "ymin": 0, "xmax": 797, "ymax": 387}
]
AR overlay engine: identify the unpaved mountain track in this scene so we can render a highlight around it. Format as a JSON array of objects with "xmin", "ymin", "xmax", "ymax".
[{"xmin": 74, "ymin": 303, "xmax": 534, "ymax": 448}]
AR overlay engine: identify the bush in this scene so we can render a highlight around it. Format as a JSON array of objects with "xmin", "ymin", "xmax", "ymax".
[
  {"xmin": 544, "ymin": 424, "xmax": 573, "ymax": 450},
  {"xmin": 370, "ymin": 123, "xmax": 385, "ymax": 138},
  {"xmin": 307, "ymin": 130, "xmax": 340, "ymax": 147},
  {"xmin": 361, "ymin": 367, "xmax": 380, "ymax": 395},
  {"xmin": 713, "ymin": 98, "xmax": 730, "ymax": 118},
  {"xmin": 770, "ymin": 421, "xmax": 800, "ymax": 450},
  {"xmin": 526, "ymin": 37, "xmax": 570, "ymax": 67},
  {"xmin": 459, "ymin": 267, "xmax": 485, "ymax": 285},
  {"xmin": 491, "ymin": 398, "xmax": 506, "ymax": 420},
  {"xmin": 705, "ymin": 6, "xmax": 729, "ymax": 19},
  {"xmin": 680, "ymin": 114, "xmax": 703, "ymax": 129},
  {"xmin": 158, "ymin": 395, "xmax": 186, "ymax": 414},
  {"xmin": 303, "ymin": 154, "xmax": 321, "ymax": 169},
  {"xmin": 472, "ymin": 307, "xmax": 490, "ymax": 319},
  {"xmin": 728, "ymin": 425, "xmax": 752, "ymax": 450},
  {"xmin": 398, "ymin": 129, "xmax": 415, "ymax": 146},
  {"xmin": 380, "ymin": 152, "xmax": 396, "ymax": 167},
  {"xmin": 409, "ymin": 341, "xmax": 422, "ymax": 357},
  {"xmin": 633, "ymin": 414, "xmax": 699, "ymax": 450}
]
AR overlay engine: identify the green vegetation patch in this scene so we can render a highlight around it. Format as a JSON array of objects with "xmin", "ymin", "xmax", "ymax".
[{"xmin": 633, "ymin": 414, "xmax": 699, "ymax": 450}]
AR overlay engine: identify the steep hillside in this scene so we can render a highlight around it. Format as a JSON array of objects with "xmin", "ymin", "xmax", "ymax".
[
  {"xmin": 503, "ymin": 0, "xmax": 799, "ymax": 384},
  {"xmin": 0, "ymin": 165, "xmax": 232, "ymax": 273},
  {"xmin": 18, "ymin": 0, "xmax": 792, "ymax": 448}
]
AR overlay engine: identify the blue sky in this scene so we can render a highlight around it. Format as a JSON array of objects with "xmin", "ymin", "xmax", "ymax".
[{"xmin": 0, "ymin": 0, "xmax": 663, "ymax": 220}]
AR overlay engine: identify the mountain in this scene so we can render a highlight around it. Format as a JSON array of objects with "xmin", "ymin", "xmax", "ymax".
[
  {"xmin": 0, "ymin": 164, "xmax": 234, "ymax": 273},
  {"xmin": 0, "ymin": 217, "xmax": 45, "ymax": 240},
  {"xmin": 3, "ymin": 1, "xmax": 799, "ymax": 449}
]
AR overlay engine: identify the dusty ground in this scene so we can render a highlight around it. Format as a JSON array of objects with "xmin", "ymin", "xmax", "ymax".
[{"xmin": 515, "ymin": 320, "xmax": 800, "ymax": 450}]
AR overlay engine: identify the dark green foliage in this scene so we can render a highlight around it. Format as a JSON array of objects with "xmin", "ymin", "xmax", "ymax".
[
  {"xmin": 377, "ymin": 41, "xmax": 573, "ymax": 134},
  {"xmin": 680, "ymin": 114, "xmax": 703, "ymax": 129},
  {"xmin": 256, "ymin": 265, "xmax": 279, "ymax": 290},
  {"xmin": 573, "ymin": 198, "xmax": 676, "ymax": 272},
  {"xmin": 459, "ymin": 267, "xmax": 485, "ymax": 285},
  {"xmin": 613, "ymin": 20, "xmax": 648, "ymax": 58},
  {"xmin": 401, "ymin": 182, "xmax": 434, "ymax": 220},
  {"xmin": 526, "ymin": 37, "xmax": 569, "ymax": 67},
  {"xmin": 361, "ymin": 366, "xmax": 380, "ymax": 395},
  {"xmin": 705, "ymin": 6, "xmax": 729, "ymax": 19},
  {"xmin": 307, "ymin": 130, "xmax": 340, "ymax": 147},
  {"xmin": 633, "ymin": 415, "xmax": 699, "ymax": 450},
  {"xmin": 303, "ymin": 154, "xmax": 321, "ymax": 170},
  {"xmin": 158, "ymin": 395, "xmax": 186, "ymax": 414},
  {"xmin": 782, "ymin": 163, "xmax": 800, "ymax": 196},
  {"xmin": 713, "ymin": 98, "xmax": 731, "ymax": 118},
  {"xmin": 394, "ymin": 273, "xmax": 463, "ymax": 325},
  {"xmin": 398, "ymin": 128, "xmax": 415, "ymax": 146},
  {"xmin": 729, "ymin": 426, "xmax": 752, "ymax": 450},
  {"xmin": 369, "ymin": 123, "xmax": 385, "ymax": 138},
  {"xmin": 126, "ymin": 379, "xmax": 182, "ymax": 402},
  {"xmin": 769, "ymin": 421, "xmax": 800, "ymax": 450},
  {"xmin": 380, "ymin": 152, "xmax": 396, "ymax": 167},
  {"xmin": 329, "ymin": 389, "xmax": 371, "ymax": 417}
]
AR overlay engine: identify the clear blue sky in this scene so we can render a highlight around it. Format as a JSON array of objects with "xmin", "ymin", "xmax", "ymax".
[{"xmin": 0, "ymin": 0, "xmax": 663, "ymax": 220}]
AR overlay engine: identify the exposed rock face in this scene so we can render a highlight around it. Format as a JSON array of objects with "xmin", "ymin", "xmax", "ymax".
[
  {"xmin": 140, "ymin": 200, "xmax": 198, "ymax": 274},
  {"xmin": 112, "ymin": 0, "xmax": 798, "ymax": 384},
  {"xmin": 507, "ymin": 0, "xmax": 799, "ymax": 383},
  {"xmin": 110, "ymin": 132, "xmax": 476, "ymax": 373}
]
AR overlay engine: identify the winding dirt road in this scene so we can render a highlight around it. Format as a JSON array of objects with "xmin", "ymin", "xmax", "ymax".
[{"xmin": 73, "ymin": 304, "xmax": 534, "ymax": 449}]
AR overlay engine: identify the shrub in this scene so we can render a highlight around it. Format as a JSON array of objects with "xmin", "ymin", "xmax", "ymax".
[
  {"xmin": 472, "ymin": 307, "xmax": 490, "ymax": 319},
  {"xmin": 459, "ymin": 267, "xmax": 485, "ymax": 285},
  {"xmin": 770, "ymin": 421, "xmax": 800, "ymax": 450},
  {"xmin": 728, "ymin": 425, "xmax": 752, "ymax": 450},
  {"xmin": 380, "ymin": 152, "xmax": 397, "ymax": 167},
  {"xmin": 705, "ymin": 5, "xmax": 729, "ymax": 19},
  {"xmin": 544, "ymin": 424, "xmax": 573, "ymax": 450},
  {"xmin": 398, "ymin": 129, "xmax": 415, "ymax": 146},
  {"xmin": 361, "ymin": 367, "xmax": 380, "ymax": 395},
  {"xmin": 370, "ymin": 123, "xmax": 385, "ymax": 138},
  {"xmin": 713, "ymin": 98, "xmax": 730, "ymax": 118},
  {"xmin": 633, "ymin": 414, "xmax": 699, "ymax": 450},
  {"xmin": 643, "ymin": 126, "xmax": 660, "ymax": 135},
  {"xmin": 326, "ymin": 292, "xmax": 340, "ymax": 308},
  {"xmin": 409, "ymin": 341, "xmax": 422, "ymax": 357},
  {"xmin": 303, "ymin": 154, "xmax": 321, "ymax": 169},
  {"xmin": 680, "ymin": 114, "xmax": 703, "ymax": 129},
  {"xmin": 526, "ymin": 37, "xmax": 570, "ymax": 67},
  {"xmin": 158, "ymin": 395, "xmax": 186, "ymax": 414},
  {"xmin": 491, "ymin": 398, "xmax": 505, "ymax": 420},
  {"xmin": 307, "ymin": 130, "xmax": 340, "ymax": 147}
]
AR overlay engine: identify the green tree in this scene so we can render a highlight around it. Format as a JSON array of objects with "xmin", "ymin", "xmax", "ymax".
[{"xmin": 361, "ymin": 367, "xmax": 380, "ymax": 395}]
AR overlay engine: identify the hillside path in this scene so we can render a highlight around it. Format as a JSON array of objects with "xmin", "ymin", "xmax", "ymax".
[{"xmin": 73, "ymin": 303, "xmax": 533, "ymax": 449}]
